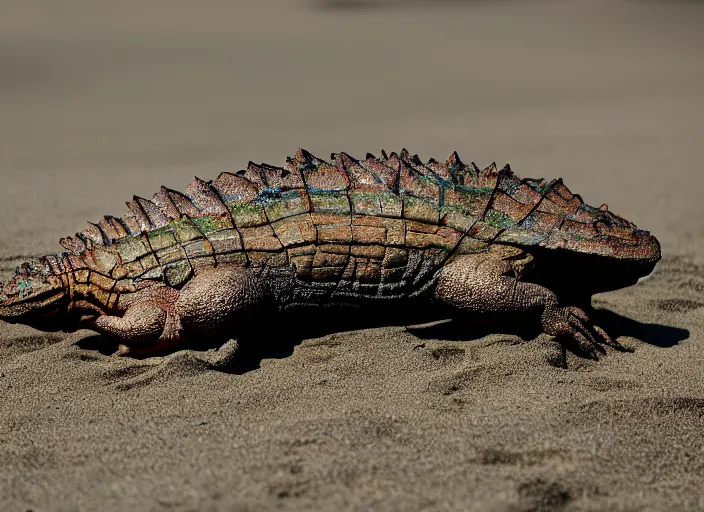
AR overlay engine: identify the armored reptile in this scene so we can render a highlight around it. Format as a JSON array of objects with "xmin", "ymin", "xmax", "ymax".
[{"xmin": 0, "ymin": 149, "xmax": 660, "ymax": 358}]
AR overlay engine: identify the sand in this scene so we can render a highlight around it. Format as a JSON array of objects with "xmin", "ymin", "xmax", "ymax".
[{"xmin": 1, "ymin": 1, "xmax": 704, "ymax": 510}]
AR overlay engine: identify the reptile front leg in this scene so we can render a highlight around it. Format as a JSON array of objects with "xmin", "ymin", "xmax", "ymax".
[
  {"xmin": 435, "ymin": 249, "xmax": 611, "ymax": 357},
  {"xmin": 91, "ymin": 267, "xmax": 269, "ymax": 356}
]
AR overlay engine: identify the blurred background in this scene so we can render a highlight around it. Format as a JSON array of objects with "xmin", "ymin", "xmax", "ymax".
[{"xmin": 0, "ymin": 0, "xmax": 702, "ymax": 257}]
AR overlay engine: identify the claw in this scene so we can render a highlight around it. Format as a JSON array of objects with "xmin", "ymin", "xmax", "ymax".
[
  {"xmin": 544, "ymin": 304, "xmax": 618, "ymax": 359},
  {"xmin": 591, "ymin": 324, "xmax": 625, "ymax": 351},
  {"xmin": 568, "ymin": 312, "xmax": 606, "ymax": 354},
  {"xmin": 571, "ymin": 332, "xmax": 599, "ymax": 359},
  {"xmin": 568, "ymin": 306, "xmax": 591, "ymax": 323}
]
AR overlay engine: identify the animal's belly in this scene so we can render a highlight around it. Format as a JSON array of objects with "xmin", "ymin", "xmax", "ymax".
[{"xmin": 254, "ymin": 244, "xmax": 447, "ymax": 309}]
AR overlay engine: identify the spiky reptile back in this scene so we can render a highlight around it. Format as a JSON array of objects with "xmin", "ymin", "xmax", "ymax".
[{"xmin": 48, "ymin": 149, "xmax": 642, "ymax": 297}]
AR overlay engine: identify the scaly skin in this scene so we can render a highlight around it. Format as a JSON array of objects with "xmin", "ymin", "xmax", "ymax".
[{"xmin": 0, "ymin": 149, "xmax": 661, "ymax": 359}]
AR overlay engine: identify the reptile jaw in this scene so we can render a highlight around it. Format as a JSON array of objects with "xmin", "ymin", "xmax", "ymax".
[{"xmin": 0, "ymin": 268, "xmax": 67, "ymax": 330}]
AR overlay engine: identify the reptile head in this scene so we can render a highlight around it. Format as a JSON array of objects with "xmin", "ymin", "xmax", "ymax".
[
  {"xmin": 521, "ymin": 216, "xmax": 661, "ymax": 303},
  {"xmin": 489, "ymin": 172, "xmax": 661, "ymax": 301},
  {"xmin": 0, "ymin": 259, "xmax": 67, "ymax": 331},
  {"xmin": 506, "ymin": 208, "xmax": 660, "ymax": 303}
]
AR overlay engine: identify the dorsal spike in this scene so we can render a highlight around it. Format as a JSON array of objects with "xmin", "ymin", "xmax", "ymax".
[
  {"xmin": 261, "ymin": 161, "xmax": 303, "ymax": 191},
  {"xmin": 380, "ymin": 149, "xmax": 388, "ymax": 161},
  {"xmin": 301, "ymin": 152, "xmax": 348, "ymax": 191},
  {"xmin": 358, "ymin": 151, "xmax": 399, "ymax": 189},
  {"xmin": 294, "ymin": 148, "xmax": 314, "ymax": 165},
  {"xmin": 247, "ymin": 161, "xmax": 272, "ymax": 187},
  {"xmin": 98, "ymin": 218, "xmax": 120, "ymax": 242},
  {"xmin": 213, "ymin": 172, "xmax": 260, "ymax": 203},
  {"xmin": 482, "ymin": 162, "xmax": 499, "ymax": 176},
  {"xmin": 247, "ymin": 161, "xmax": 262, "ymax": 172},
  {"xmin": 134, "ymin": 196, "xmax": 169, "ymax": 228},
  {"xmin": 60, "ymin": 236, "xmax": 86, "ymax": 255},
  {"xmin": 165, "ymin": 188, "xmax": 200, "ymax": 217},
  {"xmin": 152, "ymin": 186, "xmax": 180, "ymax": 221},
  {"xmin": 400, "ymin": 148, "xmax": 410, "ymax": 159},
  {"xmin": 307, "ymin": 151, "xmax": 329, "ymax": 166},
  {"xmin": 333, "ymin": 152, "xmax": 358, "ymax": 170},
  {"xmin": 185, "ymin": 177, "xmax": 228, "ymax": 215},
  {"xmin": 409, "ymin": 153, "xmax": 422, "ymax": 165},
  {"xmin": 126, "ymin": 199, "xmax": 151, "ymax": 231},
  {"xmin": 80, "ymin": 222, "xmax": 108, "ymax": 245},
  {"xmin": 233, "ymin": 164, "xmax": 266, "ymax": 190},
  {"xmin": 447, "ymin": 151, "xmax": 463, "ymax": 168},
  {"xmin": 119, "ymin": 215, "xmax": 141, "ymax": 235},
  {"xmin": 75, "ymin": 233, "xmax": 95, "ymax": 251},
  {"xmin": 95, "ymin": 221, "xmax": 115, "ymax": 245},
  {"xmin": 499, "ymin": 163, "xmax": 513, "ymax": 176},
  {"xmin": 105, "ymin": 216, "xmax": 129, "ymax": 239},
  {"xmin": 427, "ymin": 157, "xmax": 437, "ymax": 164},
  {"xmin": 365, "ymin": 152, "xmax": 376, "ymax": 160}
]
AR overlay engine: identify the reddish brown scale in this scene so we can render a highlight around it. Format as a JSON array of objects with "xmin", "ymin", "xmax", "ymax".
[
  {"xmin": 125, "ymin": 198, "xmax": 151, "ymax": 231},
  {"xmin": 165, "ymin": 188, "xmax": 200, "ymax": 218},
  {"xmin": 185, "ymin": 177, "xmax": 230, "ymax": 216},
  {"xmin": 152, "ymin": 187, "xmax": 181, "ymax": 221},
  {"xmin": 241, "ymin": 163, "xmax": 269, "ymax": 191},
  {"xmin": 301, "ymin": 153, "xmax": 349, "ymax": 192},
  {"xmin": 78, "ymin": 224, "xmax": 104, "ymax": 246},
  {"xmin": 212, "ymin": 172, "xmax": 260, "ymax": 203},
  {"xmin": 334, "ymin": 153, "xmax": 377, "ymax": 193},
  {"xmin": 360, "ymin": 153, "xmax": 400, "ymax": 190}
]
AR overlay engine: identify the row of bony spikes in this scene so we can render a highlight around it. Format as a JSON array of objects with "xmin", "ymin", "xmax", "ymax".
[{"xmin": 58, "ymin": 149, "xmax": 520, "ymax": 256}]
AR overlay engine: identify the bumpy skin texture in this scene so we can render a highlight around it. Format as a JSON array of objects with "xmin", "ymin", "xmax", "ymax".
[
  {"xmin": 92, "ymin": 268, "xmax": 268, "ymax": 356},
  {"xmin": 436, "ymin": 246, "xmax": 616, "ymax": 356},
  {"xmin": 0, "ymin": 149, "xmax": 661, "ymax": 358}
]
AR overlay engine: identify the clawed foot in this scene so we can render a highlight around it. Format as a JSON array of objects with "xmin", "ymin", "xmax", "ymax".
[{"xmin": 543, "ymin": 304, "xmax": 624, "ymax": 359}]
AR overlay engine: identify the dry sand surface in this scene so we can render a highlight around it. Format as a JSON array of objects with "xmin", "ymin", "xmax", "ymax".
[{"xmin": 1, "ymin": 1, "xmax": 704, "ymax": 510}]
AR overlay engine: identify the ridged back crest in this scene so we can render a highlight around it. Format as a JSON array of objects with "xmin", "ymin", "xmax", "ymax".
[{"xmin": 49, "ymin": 149, "xmax": 640, "ymax": 300}]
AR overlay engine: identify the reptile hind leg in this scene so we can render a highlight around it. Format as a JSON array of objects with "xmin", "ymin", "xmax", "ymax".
[
  {"xmin": 175, "ymin": 266, "xmax": 268, "ymax": 340},
  {"xmin": 92, "ymin": 267, "xmax": 268, "ymax": 357},
  {"xmin": 92, "ymin": 287, "xmax": 182, "ymax": 356},
  {"xmin": 435, "ymin": 250, "xmax": 611, "ymax": 357}
]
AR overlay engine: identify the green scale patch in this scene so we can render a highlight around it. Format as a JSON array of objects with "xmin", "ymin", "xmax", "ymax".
[
  {"xmin": 228, "ymin": 202, "xmax": 268, "ymax": 228},
  {"xmin": 262, "ymin": 190, "xmax": 309, "ymax": 223},
  {"xmin": 308, "ymin": 190, "xmax": 350, "ymax": 214}
]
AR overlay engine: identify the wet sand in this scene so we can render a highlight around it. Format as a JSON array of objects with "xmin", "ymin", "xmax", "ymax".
[{"xmin": 1, "ymin": 1, "xmax": 704, "ymax": 510}]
